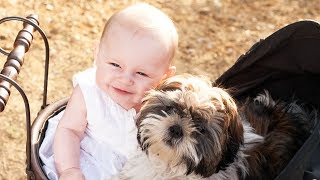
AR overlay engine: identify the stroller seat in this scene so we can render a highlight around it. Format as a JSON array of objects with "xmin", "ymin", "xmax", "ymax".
[{"xmin": 31, "ymin": 97, "xmax": 68, "ymax": 180}]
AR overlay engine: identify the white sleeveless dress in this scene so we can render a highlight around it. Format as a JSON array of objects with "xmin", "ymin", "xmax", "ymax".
[{"xmin": 39, "ymin": 68, "xmax": 138, "ymax": 180}]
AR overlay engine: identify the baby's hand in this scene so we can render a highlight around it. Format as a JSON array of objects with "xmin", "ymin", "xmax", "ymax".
[{"xmin": 59, "ymin": 167, "xmax": 85, "ymax": 180}]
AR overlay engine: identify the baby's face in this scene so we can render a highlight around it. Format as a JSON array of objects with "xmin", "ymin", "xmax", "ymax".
[{"xmin": 95, "ymin": 22, "xmax": 172, "ymax": 110}]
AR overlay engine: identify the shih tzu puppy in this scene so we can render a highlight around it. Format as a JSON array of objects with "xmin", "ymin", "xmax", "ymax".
[{"xmin": 113, "ymin": 74, "xmax": 315, "ymax": 180}]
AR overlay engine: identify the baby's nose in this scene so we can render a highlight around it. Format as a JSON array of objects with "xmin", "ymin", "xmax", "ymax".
[{"xmin": 119, "ymin": 72, "xmax": 134, "ymax": 85}]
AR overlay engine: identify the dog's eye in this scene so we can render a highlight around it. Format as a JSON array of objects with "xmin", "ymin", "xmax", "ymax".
[
  {"xmin": 196, "ymin": 124, "xmax": 206, "ymax": 134},
  {"xmin": 191, "ymin": 113, "xmax": 202, "ymax": 121},
  {"xmin": 197, "ymin": 125, "xmax": 206, "ymax": 133},
  {"xmin": 165, "ymin": 105, "xmax": 176, "ymax": 114}
]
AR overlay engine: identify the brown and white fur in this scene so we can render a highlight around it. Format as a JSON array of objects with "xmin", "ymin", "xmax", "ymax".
[{"xmin": 113, "ymin": 74, "xmax": 314, "ymax": 180}]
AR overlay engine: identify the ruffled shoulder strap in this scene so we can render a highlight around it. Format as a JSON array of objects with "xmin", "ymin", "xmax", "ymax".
[{"xmin": 72, "ymin": 68, "xmax": 102, "ymax": 123}]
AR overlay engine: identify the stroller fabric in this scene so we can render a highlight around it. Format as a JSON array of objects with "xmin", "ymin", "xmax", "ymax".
[{"xmin": 215, "ymin": 20, "xmax": 320, "ymax": 180}]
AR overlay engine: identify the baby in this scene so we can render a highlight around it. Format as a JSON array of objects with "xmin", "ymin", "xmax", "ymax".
[{"xmin": 39, "ymin": 2, "xmax": 178, "ymax": 180}]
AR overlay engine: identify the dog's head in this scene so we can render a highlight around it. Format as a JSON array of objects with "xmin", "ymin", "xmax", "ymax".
[{"xmin": 136, "ymin": 74, "xmax": 244, "ymax": 177}]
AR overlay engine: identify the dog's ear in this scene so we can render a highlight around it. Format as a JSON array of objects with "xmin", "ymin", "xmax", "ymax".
[
  {"xmin": 214, "ymin": 88, "xmax": 244, "ymax": 172},
  {"xmin": 192, "ymin": 88, "xmax": 244, "ymax": 177},
  {"xmin": 194, "ymin": 121, "xmax": 244, "ymax": 177},
  {"xmin": 206, "ymin": 87, "xmax": 244, "ymax": 172},
  {"xmin": 215, "ymin": 121, "xmax": 243, "ymax": 172},
  {"xmin": 212, "ymin": 88, "xmax": 242, "ymax": 140},
  {"xmin": 223, "ymin": 95, "xmax": 243, "ymax": 141}
]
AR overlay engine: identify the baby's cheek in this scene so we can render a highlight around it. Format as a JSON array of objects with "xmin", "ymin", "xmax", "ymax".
[
  {"xmin": 135, "ymin": 81, "xmax": 155, "ymax": 97},
  {"xmin": 139, "ymin": 81, "xmax": 154, "ymax": 91},
  {"xmin": 150, "ymin": 80, "xmax": 161, "ymax": 90},
  {"xmin": 137, "ymin": 90, "xmax": 147, "ymax": 100}
]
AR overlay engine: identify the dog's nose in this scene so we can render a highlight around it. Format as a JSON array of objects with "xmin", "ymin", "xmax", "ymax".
[{"xmin": 169, "ymin": 124, "xmax": 183, "ymax": 138}]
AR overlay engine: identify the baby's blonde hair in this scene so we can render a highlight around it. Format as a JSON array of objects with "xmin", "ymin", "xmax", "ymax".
[{"xmin": 101, "ymin": 2, "xmax": 178, "ymax": 63}]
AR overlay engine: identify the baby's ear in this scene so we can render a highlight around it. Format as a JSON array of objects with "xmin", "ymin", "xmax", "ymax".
[{"xmin": 162, "ymin": 65, "xmax": 176, "ymax": 80}]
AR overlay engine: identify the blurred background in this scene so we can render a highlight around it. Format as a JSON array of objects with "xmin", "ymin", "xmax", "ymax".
[{"xmin": 0, "ymin": 0, "xmax": 319, "ymax": 179}]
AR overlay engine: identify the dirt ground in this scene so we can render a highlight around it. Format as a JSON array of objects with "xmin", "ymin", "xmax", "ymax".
[{"xmin": 0, "ymin": 0, "xmax": 319, "ymax": 179}]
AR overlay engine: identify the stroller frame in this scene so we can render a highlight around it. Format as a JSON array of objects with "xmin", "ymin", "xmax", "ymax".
[{"xmin": 0, "ymin": 14, "xmax": 50, "ymax": 180}]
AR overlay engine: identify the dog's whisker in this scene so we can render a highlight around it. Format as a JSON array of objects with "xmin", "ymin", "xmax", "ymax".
[
  {"xmin": 161, "ymin": 110, "xmax": 170, "ymax": 117},
  {"xmin": 156, "ymin": 94, "xmax": 168, "ymax": 107},
  {"xmin": 145, "ymin": 114, "xmax": 162, "ymax": 121}
]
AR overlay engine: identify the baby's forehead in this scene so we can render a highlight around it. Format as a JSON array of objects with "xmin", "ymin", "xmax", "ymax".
[
  {"xmin": 104, "ymin": 23, "xmax": 171, "ymax": 56},
  {"xmin": 100, "ymin": 28, "xmax": 171, "ymax": 63},
  {"xmin": 101, "ymin": 4, "xmax": 178, "ymax": 64},
  {"xmin": 104, "ymin": 4, "xmax": 177, "ymax": 43},
  {"xmin": 105, "ymin": 18, "xmax": 171, "ymax": 43}
]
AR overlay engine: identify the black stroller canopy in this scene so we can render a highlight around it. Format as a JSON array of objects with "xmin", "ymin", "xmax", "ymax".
[
  {"xmin": 215, "ymin": 20, "xmax": 320, "ymax": 180},
  {"xmin": 216, "ymin": 20, "xmax": 320, "ymax": 108}
]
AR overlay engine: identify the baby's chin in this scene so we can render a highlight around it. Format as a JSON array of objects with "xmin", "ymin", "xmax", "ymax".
[
  {"xmin": 124, "ymin": 100, "xmax": 142, "ymax": 112},
  {"xmin": 114, "ymin": 98, "xmax": 141, "ymax": 112},
  {"xmin": 104, "ymin": 88, "xmax": 138, "ymax": 111},
  {"xmin": 120, "ymin": 96, "xmax": 144, "ymax": 111}
]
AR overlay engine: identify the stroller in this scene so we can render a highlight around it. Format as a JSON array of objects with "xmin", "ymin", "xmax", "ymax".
[{"xmin": 0, "ymin": 14, "xmax": 319, "ymax": 180}]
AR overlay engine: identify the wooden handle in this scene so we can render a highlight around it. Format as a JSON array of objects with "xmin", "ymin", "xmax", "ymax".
[{"xmin": 0, "ymin": 14, "xmax": 39, "ymax": 112}]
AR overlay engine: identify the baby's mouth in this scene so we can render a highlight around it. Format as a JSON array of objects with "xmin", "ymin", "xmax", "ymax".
[{"xmin": 112, "ymin": 86, "xmax": 133, "ymax": 95}]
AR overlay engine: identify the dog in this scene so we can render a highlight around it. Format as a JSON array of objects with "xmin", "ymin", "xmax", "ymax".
[{"xmin": 113, "ymin": 74, "xmax": 314, "ymax": 180}]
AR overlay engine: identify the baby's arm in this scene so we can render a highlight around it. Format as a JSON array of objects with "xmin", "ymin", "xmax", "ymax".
[{"xmin": 53, "ymin": 85, "xmax": 87, "ymax": 179}]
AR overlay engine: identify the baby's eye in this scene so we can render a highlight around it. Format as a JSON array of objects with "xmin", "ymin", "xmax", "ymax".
[
  {"xmin": 109, "ymin": 62, "xmax": 121, "ymax": 68},
  {"xmin": 137, "ymin": 72, "xmax": 149, "ymax": 77}
]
